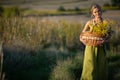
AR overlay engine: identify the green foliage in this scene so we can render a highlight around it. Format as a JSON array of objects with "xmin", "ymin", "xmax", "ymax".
[
  {"xmin": 0, "ymin": 17, "xmax": 83, "ymax": 80},
  {"xmin": 0, "ymin": 41, "xmax": 4, "ymax": 80},
  {"xmin": 0, "ymin": 6, "xmax": 4, "ymax": 16},
  {"xmin": 58, "ymin": 6, "xmax": 81, "ymax": 12},
  {"xmin": 3, "ymin": 43, "xmax": 82, "ymax": 80},
  {"xmin": 103, "ymin": 3, "xmax": 111, "ymax": 7},
  {"xmin": 0, "ymin": 17, "xmax": 83, "ymax": 51},
  {"xmin": 3, "ymin": 47, "xmax": 56, "ymax": 80},
  {"xmin": 58, "ymin": 6, "xmax": 66, "ymax": 11},
  {"xmin": 102, "ymin": 1, "xmax": 120, "ymax": 10},
  {"xmin": 0, "ymin": 17, "xmax": 120, "ymax": 80},
  {"xmin": 74, "ymin": 7, "xmax": 80, "ymax": 11},
  {"xmin": 0, "ymin": 6, "xmax": 21, "ymax": 17},
  {"xmin": 107, "ymin": 53, "xmax": 120, "ymax": 80},
  {"xmin": 49, "ymin": 54, "xmax": 83, "ymax": 80},
  {"xmin": 111, "ymin": 0, "xmax": 120, "ymax": 7}
]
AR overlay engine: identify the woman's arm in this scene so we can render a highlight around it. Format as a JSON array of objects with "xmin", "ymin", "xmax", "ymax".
[
  {"xmin": 81, "ymin": 21, "xmax": 90, "ymax": 32},
  {"xmin": 80, "ymin": 21, "xmax": 90, "ymax": 44}
]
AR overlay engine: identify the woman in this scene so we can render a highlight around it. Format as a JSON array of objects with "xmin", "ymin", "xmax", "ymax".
[{"xmin": 80, "ymin": 4, "xmax": 111, "ymax": 80}]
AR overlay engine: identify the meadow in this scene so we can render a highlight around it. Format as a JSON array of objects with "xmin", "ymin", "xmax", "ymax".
[
  {"xmin": 0, "ymin": 16, "xmax": 119, "ymax": 80},
  {"xmin": 0, "ymin": 0, "xmax": 120, "ymax": 80}
]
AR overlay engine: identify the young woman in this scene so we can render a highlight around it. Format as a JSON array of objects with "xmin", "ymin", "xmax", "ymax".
[{"xmin": 80, "ymin": 4, "xmax": 111, "ymax": 80}]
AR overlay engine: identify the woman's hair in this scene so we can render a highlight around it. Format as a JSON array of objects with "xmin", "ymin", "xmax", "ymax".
[{"xmin": 90, "ymin": 4, "xmax": 102, "ymax": 13}]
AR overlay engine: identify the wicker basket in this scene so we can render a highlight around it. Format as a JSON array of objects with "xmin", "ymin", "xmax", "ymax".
[{"xmin": 80, "ymin": 31, "xmax": 105, "ymax": 46}]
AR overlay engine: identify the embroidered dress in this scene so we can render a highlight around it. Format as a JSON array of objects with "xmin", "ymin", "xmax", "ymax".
[{"xmin": 80, "ymin": 20, "xmax": 108, "ymax": 80}]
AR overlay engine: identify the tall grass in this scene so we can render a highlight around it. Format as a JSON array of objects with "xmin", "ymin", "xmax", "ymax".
[
  {"xmin": 0, "ymin": 17, "xmax": 83, "ymax": 51},
  {"xmin": 49, "ymin": 53, "xmax": 83, "ymax": 80},
  {"xmin": 0, "ymin": 17, "xmax": 83, "ymax": 80},
  {"xmin": 0, "ymin": 17, "xmax": 120, "ymax": 80},
  {"xmin": 0, "ymin": 41, "xmax": 4, "ymax": 80}
]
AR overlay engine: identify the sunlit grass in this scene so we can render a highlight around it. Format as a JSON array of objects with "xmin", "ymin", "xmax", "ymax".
[
  {"xmin": 0, "ymin": 17, "xmax": 120, "ymax": 80},
  {"xmin": 22, "ymin": 9, "xmax": 85, "ymax": 16},
  {"xmin": 0, "ymin": 17, "xmax": 119, "ymax": 52},
  {"xmin": 0, "ymin": 17, "xmax": 83, "ymax": 51}
]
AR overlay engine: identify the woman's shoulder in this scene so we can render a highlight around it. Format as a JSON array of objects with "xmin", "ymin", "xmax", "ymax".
[
  {"xmin": 85, "ymin": 19, "xmax": 95, "ymax": 27},
  {"xmin": 86, "ymin": 19, "xmax": 93, "ymax": 25}
]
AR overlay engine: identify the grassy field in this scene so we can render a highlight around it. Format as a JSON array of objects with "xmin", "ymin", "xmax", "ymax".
[
  {"xmin": 0, "ymin": 0, "xmax": 120, "ymax": 80},
  {"xmin": 0, "ymin": 17, "xmax": 119, "ymax": 80},
  {"xmin": 1, "ymin": 0, "xmax": 119, "ymax": 25},
  {"xmin": 0, "ymin": 0, "xmax": 110, "ymax": 10}
]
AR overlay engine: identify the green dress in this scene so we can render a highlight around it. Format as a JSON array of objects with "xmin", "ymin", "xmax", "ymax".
[{"xmin": 80, "ymin": 20, "xmax": 108, "ymax": 80}]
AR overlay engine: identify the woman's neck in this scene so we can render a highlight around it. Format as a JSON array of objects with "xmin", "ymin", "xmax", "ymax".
[{"xmin": 94, "ymin": 17, "xmax": 103, "ymax": 23}]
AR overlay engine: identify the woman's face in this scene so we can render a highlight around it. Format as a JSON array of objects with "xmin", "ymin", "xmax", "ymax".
[{"xmin": 92, "ymin": 8, "xmax": 102, "ymax": 18}]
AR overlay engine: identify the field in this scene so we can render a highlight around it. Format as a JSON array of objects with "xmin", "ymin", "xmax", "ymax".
[
  {"xmin": 40, "ymin": 10, "xmax": 120, "ymax": 25},
  {"xmin": 1, "ymin": 0, "xmax": 119, "ymax": 26},
  {"xmin": 1, "ymin": 0, "xmax": 120, "ymax": 24},
  {"xmin": 0, "ymin": 0, "xmax": 120, "ymax": 80},
  {"xmin": 0, "ymin": 0, "xmax": 110, "ymax": 10}
]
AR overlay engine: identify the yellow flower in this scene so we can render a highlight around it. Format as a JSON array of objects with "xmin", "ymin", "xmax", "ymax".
[{"xmin": 91, "ymin": 20, "xmax": 111, "ymax": 37}]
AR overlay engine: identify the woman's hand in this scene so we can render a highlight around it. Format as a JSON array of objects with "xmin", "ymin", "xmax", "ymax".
[
  {"xmin": 80, "ymin": 34, "xmax": 87, "ymax": 45},
  {"xmin": 105, "ymin": 34, "xmax": 111, "ymax": 42},
  {"xmin": 98, "ymin": 33, "xmax": 112, "ymax": 45}
]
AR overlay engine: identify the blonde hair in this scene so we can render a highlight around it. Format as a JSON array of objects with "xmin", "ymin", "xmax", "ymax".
[{"xmin": 91, "ymin": 4, "xmax": 102, "ymax": 13}]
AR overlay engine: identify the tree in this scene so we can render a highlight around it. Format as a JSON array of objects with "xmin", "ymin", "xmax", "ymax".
[{"xmin": 111, "ymin": 0, "xmax": 120, "ymax": 7}]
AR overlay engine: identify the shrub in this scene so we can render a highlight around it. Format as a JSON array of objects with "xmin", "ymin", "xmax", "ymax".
[
  {"xmin": 49, "ymin": 54, "xmax": 83, "ymax": 80},
  {"xmin": 0, "ymin": 6, "xmax": 4, "ymax": 16},
  {"xmin": 111, "ymin": 0, "xmax": 120, "ymax": 7},
  {"xmin": 3, "ymin": 47, "xmax": 57, "ymax": 80},
  {"xmin": 107, "ymin": 54, "xmax": 120, "ymax": 80},
  {"xmin": 1, "ymin": 6, "xmax": 21, "ymax": 17},
  {"xmin": 103, "ymin": 3, "xmax": 111, "ymax": 7},
  {"xmin": 0, "ymin": 41, "xmax": 4, "ymax": 80},
  {"xmin": 58, "ymin": 6, "xmax": 66, "ymax": 11},
  {"xmin": 75, "ymin": 7, "xmax": 80, "ymax": 11}
]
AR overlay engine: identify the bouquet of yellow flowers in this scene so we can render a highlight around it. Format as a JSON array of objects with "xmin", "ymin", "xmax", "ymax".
[
  {"xmin": 80, "ymin": 20, "xmax": 111, "ymax": 46},
  {"xmin": 91, "ymin": 20, "xmax": 111, "ymax": 37}
]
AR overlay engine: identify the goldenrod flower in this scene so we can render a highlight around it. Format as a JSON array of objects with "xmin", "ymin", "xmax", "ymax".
[{"xmin": 90, "ymin": 20, "xmax": 111, "ymax": 37}]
